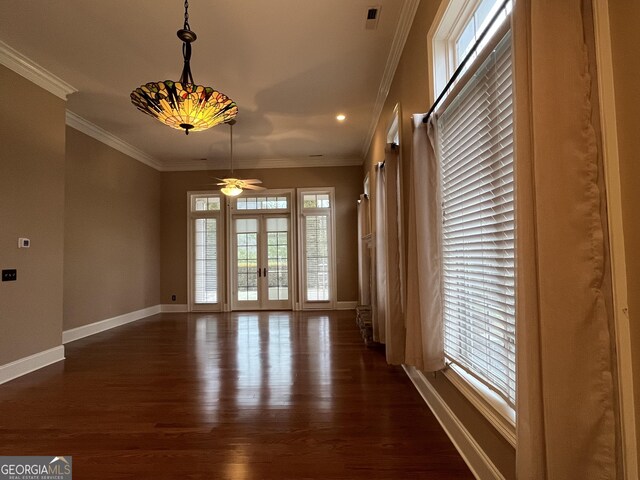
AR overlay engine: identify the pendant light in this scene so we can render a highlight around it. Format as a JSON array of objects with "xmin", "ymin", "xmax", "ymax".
[{"xmin": 130, "ymin": 0, "xmax": 238, "ymax": 135}]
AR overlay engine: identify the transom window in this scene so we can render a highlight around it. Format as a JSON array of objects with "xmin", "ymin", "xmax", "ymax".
[
  {"xmin": 302, "ymin": 193, "xmax": 330, "ymax": 209},
  {"xmin": 192, "ymin": 195, "xmax": 221, "ymax": 211},
  {"xmin": 429, "ymin": 0, "xmax": 512, "ymax": 103},
  {"xmin": 235, "ymin": 196, "xmax": 288, "ymax": 210},
  {"xmin": 455, "ymin": 0, "xmax": 511, "ymax": 64}
]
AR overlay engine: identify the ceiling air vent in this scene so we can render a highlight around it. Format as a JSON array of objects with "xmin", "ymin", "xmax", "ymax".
[{"xmin": 365, "ymin": 6, "xmax": 381, "ymax": 30}]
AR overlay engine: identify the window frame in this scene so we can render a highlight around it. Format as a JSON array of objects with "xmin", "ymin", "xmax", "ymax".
[
  {"xmin": 428, "ymin": 0, "xmax": 516, "ymax": 441},
  {"xmin": 297, "ymin": 187, "xmax": 337, "ymax": 310},
  {"xmin": 187, "ymin": 191, "xmax": 224, "ymax": 312},
  {"xmin": 428, "ymin": 0, "xmax": 510, "ymax": 104}
]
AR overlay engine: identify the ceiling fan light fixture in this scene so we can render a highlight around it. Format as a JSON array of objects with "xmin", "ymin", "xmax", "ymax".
[
  {"xmin": 130, "ymin": 0, "xmax": 238, "ymax": 135},
  {"xmin": 221, "ymin": 183, "xmax": 243, "ymax": 197}
]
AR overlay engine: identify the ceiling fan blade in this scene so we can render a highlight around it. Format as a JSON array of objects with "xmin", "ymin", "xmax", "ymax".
[
  {"xmin": 243, "ymin": 184, "xmax": 266, "ymax": 191},
  {"xmin": 241, "ymin": 179, "xmax": 263, "ymax": 184}
]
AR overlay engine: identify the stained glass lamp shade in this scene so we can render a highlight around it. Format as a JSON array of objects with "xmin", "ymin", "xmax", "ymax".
[
  {"xmin": 130, "ymin": 0, "xmax": 237, "ymax": 135},
  {"xmin": 131, "ymin": 82, "xmax": 237, "ymax": 134}
]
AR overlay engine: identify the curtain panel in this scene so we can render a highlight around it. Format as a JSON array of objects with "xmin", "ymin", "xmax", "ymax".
[
  {"xmin": 381, "ymin": 145, "xmax": 406, "ymax": 365},
  {"xmin": 357, "ymin": 194, "xmax": 371, "ymax": 306},
  {"xmin": 513, "ymin": 0, "xmax": 619, "ymax": 477},
  {"xmin": 374, "ymin": 165, "xmax": 387, "ymax": 344},
  {"xmin": 404, "ymin": 115, "xmax": 445, "ymax": 372}
]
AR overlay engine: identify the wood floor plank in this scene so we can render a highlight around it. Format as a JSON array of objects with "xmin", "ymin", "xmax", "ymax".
[{"xmin": 0, "ymin": 311, "xmax": 473, "ymax": 479}]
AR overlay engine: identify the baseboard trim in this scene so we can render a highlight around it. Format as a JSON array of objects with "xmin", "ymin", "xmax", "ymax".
[
  {"xmin": 161, "ymin": 304, "xmax": 188, "ymax": 313},
  {"xmin": 336, "ymin": 301, "xmax": 358, "ymax": 310},
  {"xmin": 0, "ymin": 346, "xmax": 65, "ymax": 386},
  {"xmin": 63, "ymin": 305, "xmax": 161, "ymax": 344},
  {"xmin": 403, "ymin": 365, "xmax": 506, "ymax": 480}
]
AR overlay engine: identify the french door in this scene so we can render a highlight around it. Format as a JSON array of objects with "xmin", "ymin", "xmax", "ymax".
[{"xmin": 232, "ymin": 214, "xmax": 292, "ymax": 310}]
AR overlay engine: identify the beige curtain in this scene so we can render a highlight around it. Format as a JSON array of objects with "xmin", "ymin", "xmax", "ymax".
[
  {"xmin": 381, "ymin": 145, "xmax": 405, "ymax": 364},
  {"xmin": 513, "ymin": 0, "xmax": 619, "ymax": 478},
  {"xmin": 357, "ymin": 194, "xmax": 371, "ymax": 306},
  {"xmin": 374, "ymin": 164, "xmax": 387, "ymax": 343},
  {"xmin": 404, "ymin": 115, "xmax": 445, "ymax": 372}
]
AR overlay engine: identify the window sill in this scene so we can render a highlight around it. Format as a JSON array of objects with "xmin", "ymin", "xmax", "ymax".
[{"xmin": 443, "ymin": 364, "xmax": 516, "ymax": 447}]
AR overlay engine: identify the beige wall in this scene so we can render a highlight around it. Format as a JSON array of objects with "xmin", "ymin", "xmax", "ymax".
[
  {"xmin": 364, "ymin": 1, "xmax": 516, "ymax": 478},
  {"xmin": 0, "ymin": 65, "xmax": 66, "ymax": 365},
  {"xmin": 608, "ymin": 0, "xmax": 640, "ymax": 464},
  {"xmin": 64, "ymin": 127, "xmax": 161, "ymax": 330},
  {"xmin": 161, "ymin": 166, "xmax": 361, "ymax": 305}
]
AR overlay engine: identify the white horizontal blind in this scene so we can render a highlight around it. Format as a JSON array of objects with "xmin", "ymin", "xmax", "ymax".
[
  {"xmin": 194, "ymin": 218, "xmax": 218, "ymax": 304},
  {"xmin": 437, "ymin": 31, "xmax": 515, "ymax": 406},
  {"xmin": 304, "ymin": 214, "xmax": 330, "ymax": 301}
]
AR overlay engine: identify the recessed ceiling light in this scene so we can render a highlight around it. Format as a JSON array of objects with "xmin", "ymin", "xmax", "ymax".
[{"xmin": 336, "ymin": 114, "xmax": 346, "ymax": 122}]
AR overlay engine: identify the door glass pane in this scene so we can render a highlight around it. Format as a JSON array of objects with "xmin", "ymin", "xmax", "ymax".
[
  {"xmin": 236, "ymin": 219, "xmax": 258, "ymax": 301},
  {"xmin": 305, "ymin": 215, "xmax": 329, "ymax": 301},
  {"xmin": 194, "ymin": 218, "xmax": 217, "ymax": 303},
  {"xmin": 266, "ymin": 217, "xmax": 289, "ymax": 301}
]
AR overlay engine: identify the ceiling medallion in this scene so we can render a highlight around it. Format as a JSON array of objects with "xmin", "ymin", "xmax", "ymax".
[{"xmin": 130, "ymin": 0, "xmax": 238, "ymax": 135}]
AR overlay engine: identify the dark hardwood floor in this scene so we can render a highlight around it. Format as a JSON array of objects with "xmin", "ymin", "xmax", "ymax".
[{"xmin": 0, "ymin": 311, "xmax": 473, "ymax": 479}]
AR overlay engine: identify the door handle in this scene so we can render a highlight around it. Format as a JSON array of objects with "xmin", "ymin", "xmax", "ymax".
[
  {"xmin": 263, "ymin": 267, "xmax": 267, "ymax": 277},
  {"xmin": 257, "ymin": 268, "xmax": 261, "ymax": 277}
]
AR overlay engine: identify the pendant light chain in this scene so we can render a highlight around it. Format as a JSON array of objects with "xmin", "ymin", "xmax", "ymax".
[
  {"xmin": 179, "ymin": 0, "xmax": 194, "ymax": 86},
  {"xmin": 184, "ymin": 0, "xmax": 190, "ymax": 30}
]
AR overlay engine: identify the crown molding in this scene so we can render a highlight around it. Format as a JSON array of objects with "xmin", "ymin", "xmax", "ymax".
[
  {"xmin": 0, "ymin": 40, "xmax": 77, "ymax": 100},
  {"xmin": 66, "ymin": 111, "xmax": 163, "ymax": 171},
  {"xmin": 361, "ymin": 0, "xmax": 420, "ymax": 159},
  {"xmin": 161, "ymin": 156, "xmax": 363, "ymax": 172}
]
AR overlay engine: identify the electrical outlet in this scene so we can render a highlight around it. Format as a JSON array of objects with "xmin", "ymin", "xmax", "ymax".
[{"xmin": 2, "ymin": 269, "xmax": 17, "ymax": 282}]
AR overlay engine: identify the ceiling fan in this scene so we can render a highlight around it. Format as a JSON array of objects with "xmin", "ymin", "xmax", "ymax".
[{"xmin": 217, "ymin": 120, "xmax": 265, "ymax": 197}]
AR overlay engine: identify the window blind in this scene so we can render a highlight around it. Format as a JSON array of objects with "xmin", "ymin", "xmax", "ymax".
[
  {"xmin": 194, "ymin": 218, "xmax": 218, "ymax": 304},
  {"xmin": 437, "ymin": 30, "xmax": 515, "ymax": 406},
  {"xmin": 305, "ymin": 214, "xmax": 330, "ymax": 301}
]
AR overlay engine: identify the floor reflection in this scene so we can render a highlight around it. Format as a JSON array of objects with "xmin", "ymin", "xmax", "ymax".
[
  {"xmin": 266, "ymin": 314, "xmax": 292, "ymax": 406},
  {"xmin": 236, "ymin": 314, "xmax": 261, "ymax": 407},
  {"xmin": 195, "ymin": 315, "xmax": 221, "ymax": 421},
  {"xmin": 195, "ymin": 312, "xmax": 333, "ymax": 421},
  {"xmin": 306, "ymin": 315, "xmax": 332, "ymax": 410}
]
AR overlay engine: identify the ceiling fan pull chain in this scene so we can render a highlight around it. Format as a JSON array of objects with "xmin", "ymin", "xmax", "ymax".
[{"xmin": 230, "ymin": 121, "xmax": 234, "ymax": 175}]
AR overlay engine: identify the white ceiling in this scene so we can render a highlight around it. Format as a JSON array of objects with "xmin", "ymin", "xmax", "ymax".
[{"xmin": 0, "ymin": 1, "xmax": 416, "ymax": 170}]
